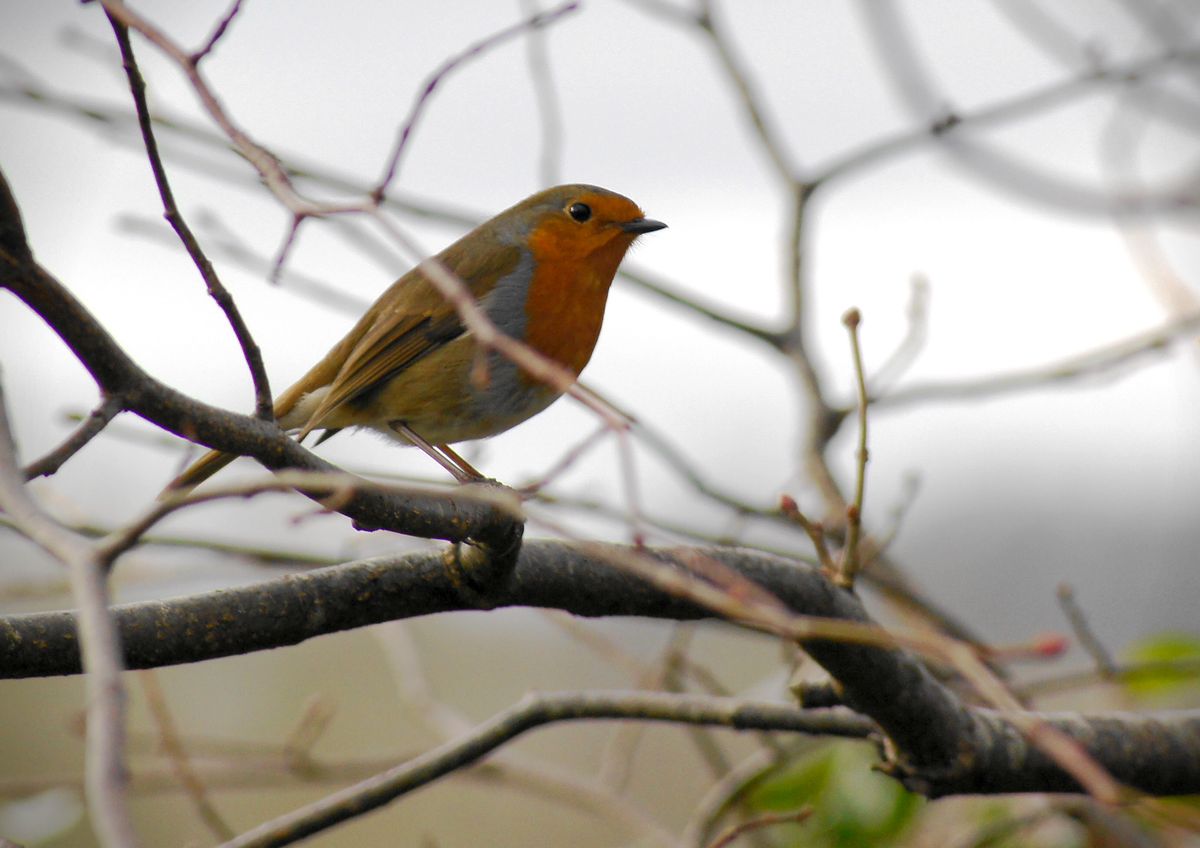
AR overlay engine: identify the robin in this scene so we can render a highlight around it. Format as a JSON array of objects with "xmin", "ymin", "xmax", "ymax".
[{"xmin": 166, "ymin": 184, "xmax": 665, "ymax": 491}]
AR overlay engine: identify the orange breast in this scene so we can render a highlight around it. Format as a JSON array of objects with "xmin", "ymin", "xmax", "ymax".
[{"xmin": 521, "ymin": 237, "xmax": 628, "ymax": 377}]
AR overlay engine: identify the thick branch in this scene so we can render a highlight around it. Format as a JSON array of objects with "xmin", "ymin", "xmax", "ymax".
[{"xmin": 4, "ymin": 540, "xmax": 1200, "ymax": 798}]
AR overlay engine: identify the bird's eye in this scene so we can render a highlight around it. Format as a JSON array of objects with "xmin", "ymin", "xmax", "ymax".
[{"xmin": 568, "ymin": 202, "xmax": 592, "ymax": 222}]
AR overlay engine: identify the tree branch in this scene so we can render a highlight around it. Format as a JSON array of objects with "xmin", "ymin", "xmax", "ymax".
[
  {"xmin": 0, "ymin": 165, "xmax": 523, "ymax": 571},
  {"xmin": 4, "ymin": 540, "xmax": 1200, "ymax": 799},
  {"xmin": 220, "ymin": 691, "xmax": 865, "ymax": 848},
  {"xmin": 108, "ymin": 13, "xmax": 274, "ymax": 420}
]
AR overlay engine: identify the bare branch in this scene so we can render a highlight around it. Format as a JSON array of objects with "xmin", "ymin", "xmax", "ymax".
[
  {"xmin": 5, "ymin": 541, "xmax": 1198, "ymax": 799},
  {"xmin": 850, "ymin": 1, "xmax": 1200, "ymax": 214},
  {"xmin": 190, "ymin": 0, "xmax": 245, "ymax": 63},
  {"xmin": 373, "ymin": 1, "xmax": 579, "ymax": 202},
  {"xmin": 705, "ymin": 808, "xmax": 813, "ymax": 848},
  {"xmin": 521, "ymin": 0, "xmax": 565, "ymax": 186},
  {"xmin": 138, "ymin": 671, "xmax": 234, "ymax": 840},
  {"xmin": 1057, "ymin": 584, "xmax": 1118, "ymax": 678},
  {"xmin": 870, "ymin": 275, "xmax": 931, "ymax": 393},
  {"xmin": 691, "ymin": 0, "xmax": 800, "ymax": 183},
  {"xmin": 836, "ymin": 308, "xmax": 869, "ymax": 587},
  {"xmin": 22, "ymin": 394, "xmax": 123, "ymax": 479},
  {"xmin": 872, "ymin": 310, "xmax": 1200, "ymax": 410},
  {"xmin": 107, "ymin": 12, "xmax": 273, "ymax": 420},
  {"xmin": 218, "ymin": 691, "xmax": 868, "ymax": 848},
  {"xmin": 619, "ymin": 265, "xmax": 784, "ymax": 347},
  {"xmin": 0, "ymin": 382, "xmax": 137, "ymax": 848}
]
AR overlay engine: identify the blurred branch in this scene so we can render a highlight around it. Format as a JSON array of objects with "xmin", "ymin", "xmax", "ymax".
[
  {"xmin": 852, "ymin": 1, "xmax": 1200, "ymax": 214},
  {"xmin": 373, "ymin": 1, "xmax": 579, "ymax": 201},
  {"xmin": 0, "ymin": 512, "xmax": 340, "ymax": 569},
  {"xmin": 989, "ymin": 0, "xmax": 1091, "ymax": 67},
  {"xmin": 693, "ymin": 0, "xmax": 800, "ymax": 183},
  {"xmin": 0, "ymin": 737, "xmax": 680, "ymax": 847},
  {"xmin": 521, "ymin": 0, "xmax": 565, "ymax": 186},
  {"xmin": 0, "ymin": 382, "xmax": 136, "ymax": 846},
  {"xmin": 0, "ymin": 77, "xmax": 479, "ymax": 227},
  {"xmin": 1019, "ymin": 658, "xmax": 1200, "ymax": 700},
  {"xmin": 681, "ymin": 745, "xmax": 794, "ymax": 847},
  {"xmin": 371, "ymin": 618, "xmax": 679, "ymax": 844},
  {"xmin": 619, "ymin": 265, "xmax": 784, "ymax": 347},
  {"xmin": 871, "ymin": 309, "xmax": 1200, "ymax": 410},
  {"xmin": 815, "ymin": 43, "xmax": 1200, "ymax": 188},
  {"xmin": 138, "ymin": 671, "xmax": 235, "ymax": 841},
  {"xmin": 219, "ymin": 691, "xmax": 868, "ymax": 848},
  {"xmin": 1056, "ymin": 584, "xmax": 1117, "ymax": 679},
  {"xmin": 869, "ymin": 275, "xmax": 931, "ymax": 393},
  {"xmin": 705, "ymin": 808, "xmax": 813, "ymax": 848}
]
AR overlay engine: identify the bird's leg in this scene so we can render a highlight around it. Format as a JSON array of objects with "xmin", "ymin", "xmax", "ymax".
[
  {"xmin": 390, "ymin": 422, "xmax": 482, "ymax": 483},
  {"xmin": 436, "ymin": 442, "xmax": 486, "ymax": 481}
]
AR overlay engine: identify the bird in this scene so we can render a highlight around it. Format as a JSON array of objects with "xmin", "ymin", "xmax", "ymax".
[{"xmin": 165, "ymin": 184, "xmax": 665, "ymax": 492}]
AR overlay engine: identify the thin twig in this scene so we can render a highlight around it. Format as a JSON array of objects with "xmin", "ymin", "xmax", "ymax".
[
  {"xmin": 518, "ymin": 423, "xmax": 611, "ymax": 494},
  {"xmin": 779, "ymin": 495, "xmax": 835, "ymax": 574},
  {"xmin": 706, "ymin": 807, "xmax": 814, "ymax": 848},
  {"xmin": 1057, "ymin": 584, "xmax": 1118, "ymax": 678},
  {"xmin": 837, "ymin": 308, "xmax": 869, "ymax": 586},
  {"xmin": 872, "ymin": 309, "xmax": 1200, "ymax": 410},
  {"xmin": 812, "ymin": 43, "xmax": 1200, "ymax": 186},
  {"xmin": 0, "ymin": 381, "xmax": 137, "ymax": 848},
  {"xmin": 372, "ymin": 619, "xmax": 678, "ymax": 845},
  {"xmin": 1018, "ymin": 658, "xmax": 1200, "ymax": 700},
  {"xmin": 22, "ymin": 394, "xmax": 123, "ymax": 479},
  {"xmin": 692, "ymin": 0, "xmax": 799, "ymax": 183},
  {"xmin": 218, "ymin": 692, "xmax": 871, "ymax": 848},
  {"xmin": 619, "ymin": 265, "xmax": 784, "ymax": 348},
  {"xmin": 189, "ymin": 0, "xmax": 245, "ymax": 63},
  {"xmin": 139, "ymin": 671, "xmax": 235, "ymax": 840},
  {"xmin": 869, "ymin": 274, "xmax": 931, "ymax": 392},
  {"xmin": 372, "ymin": 1, "xmax": 579, "ymax": 202},
  {"xmin": 521, "ymin": 0, "xmax": 565, "ymax": 186},
  {"xmin": 280, "ymin": 696, "xmax": 337, "ymax": 770},
  {"xmin": 851, "ymin": 1, "xmax": 1198, "ymax": 215},
  {"xmin": 100, "ymin": 0, "xmax": 334, "ymax": 217},
  {"xmin": 107, "ymin": 13, "xmax": 274, "ymax": 420},
  {"xmin": 680, "ymin": 745, "xmax": 791, "ymax": 847}
]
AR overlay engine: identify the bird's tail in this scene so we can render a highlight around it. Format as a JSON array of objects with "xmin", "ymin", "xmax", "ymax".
[
  {"xmin": 160, "ymin": 448, "xmax": 238, "ymax": 499},
  {"xmin": 158, "ymin": 319, "xmax": 364, "ymax": 500}
]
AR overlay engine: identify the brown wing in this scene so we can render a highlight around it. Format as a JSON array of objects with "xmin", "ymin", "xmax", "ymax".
[
  {"xmin": 296, "ymin": 242, "xmax": 523, "ymax": 439},
  {"xmin": 296, "ymin": 310, "xmax": 464, "ymax": 438}
]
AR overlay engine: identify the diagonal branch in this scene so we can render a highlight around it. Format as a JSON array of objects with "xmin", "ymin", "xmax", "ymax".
[
  {"xmin": 872, "ymin": 309, "xmax": 1200, "ymax": 410},
  {"xmin": 107, "ymin": 13, "xmax": 274, "ymax": 420},
  {"xmin": 22, "ymin": 394, "xmax": 123, "ymax": 479},
  {"xmin": 220, "ymin": 692, "xmax": 867, "ymax": 848}
]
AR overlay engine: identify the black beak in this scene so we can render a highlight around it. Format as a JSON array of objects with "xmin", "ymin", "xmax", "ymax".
[{"xmin": 621, "ymin": 217, "xmax": 667, "ymax": 235}]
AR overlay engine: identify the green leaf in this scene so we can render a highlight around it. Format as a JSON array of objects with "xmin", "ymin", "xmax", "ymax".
[
  {"xmin": 746, "ymin": 741, "xmax": 922, "ymax": 846},
  {"xmin": 1122, "ymin": 632, "xmax": 1200, "ymax": 700},
  {"xmin": 750, "ymin": 745, "xmax": 836, "ymax": 811}
]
